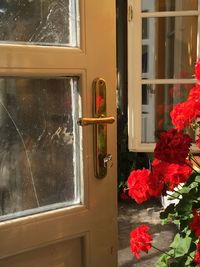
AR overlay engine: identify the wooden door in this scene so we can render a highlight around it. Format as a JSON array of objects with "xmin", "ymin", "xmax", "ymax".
[{"xmin": 0, "ymin": 1, "xmax": 117, "ymax": 266}]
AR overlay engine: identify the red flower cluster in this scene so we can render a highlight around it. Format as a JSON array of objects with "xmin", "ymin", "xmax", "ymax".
[
  {"xmin": 163, "ymin": 162, "xmax": 192, "ymax": 191},
  {"xmin": 170, "ymin": 101, "xmax": 196, "ymax": 130},
  {"xmin": 128, "ymin": 59, "xmax": 200, "ymax": 265},
  {"xmin": 128, "ymin": 169, "xmax": 150, "ymax": 204},
  {"xmin": 194, "ymin": 240, "xmax": 200, "ymax": 265},
  {"xmin": 171, "ymin": 65, "xmax": 200, "ymax": 131},
  {"xmin": 188, "ymin": 84, "xmax": 200, "ymax": 103},
  {"xmin": 127, "ymin": 160, "xmax": 191, "ymax": 204},
  {"xmin": 154, "ymin": 129, "xmax": 192, "ymax": 165},
  {"xmin": 195, "ymin": 58, "xmax": 200, "ymax": 80},
  {"xmin": 130, "ymin": 225, "xmax": 152, "ymax": 259},
  {"xmin": 190, "ymin": 210, "xmax": 200, "ymax": 237},
  {"xmin": 152, "ymin": 160, "xmax": 192, "ymax": 192}
]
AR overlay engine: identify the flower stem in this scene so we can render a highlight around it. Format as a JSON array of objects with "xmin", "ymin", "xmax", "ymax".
[
  {"xmin": 152, "ymin": 244, "xmax": 168, "ymax": 255},
  {"xmin": 172, "ymin": 189, "xmax": 182, "ymax": 195},
  {"xmin": 166, "ymin": 192, "xmax": 180, "ymax": 200},
  {"xmin": 151, "ymin": 245, "xmax": 178, "ymax": 262}
]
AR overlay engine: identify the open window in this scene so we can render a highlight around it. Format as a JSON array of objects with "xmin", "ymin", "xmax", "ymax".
[{"xmin": 128, "ymin": 0, "xmax": 200, "ymax": 152}]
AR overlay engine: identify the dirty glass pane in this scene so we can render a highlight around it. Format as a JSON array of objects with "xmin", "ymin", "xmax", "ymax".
[
  {"xmin": 0, "ymin": 77, "xmax": 82, "ymax": 221},
  {"xmin": 142, "ymin": 0, "xmax": 198, "ymax": 12},
  {"xmin": 141, "ymin": 83, "xmax": 195, "ymax": 143},
  {"xmin": 141, "ymin": 16, "xmax": 197, "ymax": 79},
  {"xmin": 0, "ymin": 0, "xmax": 80, "ymax": 47},
  {"xmin": 142, "ymin": 18, "xmax": 148, "ymax": 39}
]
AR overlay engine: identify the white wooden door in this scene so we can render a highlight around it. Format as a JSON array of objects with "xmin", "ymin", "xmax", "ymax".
[{"xmin": 0, "ymin": 1, "xmax": 117, "ymax": 266}]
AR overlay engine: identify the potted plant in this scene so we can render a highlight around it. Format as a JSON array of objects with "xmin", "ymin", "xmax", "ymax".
[{"xmin": 127, "ymin": 60, "xmax": 200, "ymax": 266}]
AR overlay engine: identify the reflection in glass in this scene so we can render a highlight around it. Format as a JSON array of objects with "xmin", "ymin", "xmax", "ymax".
[
  {"xmin": 0, "ymin": 77, "xmax": 82, "ymax": 220},
  {"xmin": 141, "ymin": 16, "xmax": 197, "ymax": 79},
  {"xmin": 141, "ymin": 83, "xmax": 195, "ymax": 143},
  {"xmin": 142, "ymin": 0, "xmax": 198, "ymax": 12},
  {"xmin": 0, "ymin": 0, "xmax": 80, "ymax": 47}
]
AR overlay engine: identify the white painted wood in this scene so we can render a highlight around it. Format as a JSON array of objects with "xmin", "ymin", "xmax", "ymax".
[
  {"xmin": 141, "ymin": 11, "xmax": 200, "ymax": 18},
  {"xmin": 128, "ymin": 0, "xmax": 200, "ymax": 152}
]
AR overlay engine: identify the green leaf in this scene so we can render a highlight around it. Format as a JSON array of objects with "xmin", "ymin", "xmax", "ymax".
[
  {"xmin": 160, "ymin": 204, "xmax": 175, "ymax": 220},
  {"xmin": 185, "ymin": 251, "xmax": 195, "ymax": 266},
  {"xmin": 195, "ymin": 175, "xmax": 200, "ymax": 183},
  {"xmin": 170, "ymin": 233, "xmax": 192, "ymax": 258},
  {"xmin": 176, "ymin": 198, "xmax": 193, "ymax": 212},
  {"xmin": 156, "ymin": 254, "xmax": 170, "ymax": 267},
  {"xmin": 186, "ymin": 172, "xmax": 199, "ymax": 185},
  {"xmin": 169, "ymin": 262, "xmax": 183, "ymax": 267}
]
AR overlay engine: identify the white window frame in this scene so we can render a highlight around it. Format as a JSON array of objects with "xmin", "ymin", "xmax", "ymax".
[{"xmin": 128, "ymin": 0, "xmax": 200, "ymax": 152}]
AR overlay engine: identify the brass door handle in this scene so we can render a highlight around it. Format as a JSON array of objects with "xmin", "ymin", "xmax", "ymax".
[
  {"xmin": 78, "ymin": 78, "xmax": 114, "ymax": 178},
  {"xmin": 78, "ymin": 116, "xmax": 115, "ymax": 126}
]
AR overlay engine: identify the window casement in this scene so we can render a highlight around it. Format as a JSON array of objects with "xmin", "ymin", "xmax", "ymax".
[{"xmin": 128, "ymin": 0, "xmax": 200, "ymax": 152}]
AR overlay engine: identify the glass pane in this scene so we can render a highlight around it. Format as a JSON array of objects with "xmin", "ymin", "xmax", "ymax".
[
  {"xmin": 141, "ymin": 16, "xmax": 197, "ymax": 79},
  {"xmin": 142, "ymin": 45, "xmax": 148, "ymax": 73},
  {"xmin": 0, "ymin": 0, "xmax": 80, "ymax": 47},
  {"xmin": 142, "ymin": 0, "xmax": 198, "ymax": 12},
  {"xmin": 0, "ymin": 77, "xmax": 82, "ymax": 221},
  {"xmin": 142, "ymin": 18, "xmax": 148, "ymax": 39},
  {"xmin": 141, "ymin": 83, "xmax": 194, "ymax": 143}
]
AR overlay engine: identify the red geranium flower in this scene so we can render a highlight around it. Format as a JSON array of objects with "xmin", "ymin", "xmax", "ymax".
[
  {"xmin": 163, "ymin": 163, "xmax": 192, "ymax": 191},
  {"xmin": 150, "ymin": 160, "xmax": 191, "ymax": 193},
  {"xmin": 194, "ymin": 240, "xmax": 200, "ymax": 265},
  {"xmin": 188, "ymin": 84, "xmax": 200, "ymax": 102},
  {"xmin": 154, "ymin": 129, "xmax": 192, "ymax": 165},
  {"xmin": 130, "ymin": 225, "xmax": 152, "ymax": 259},
  {"xmin": 170, "ymin": 101, "xmax": 196, "ymax": 130},
  {"xmin": 195, "ymin": 58, "xmax": 200, "ymax": 81},
  {"xmin": 190, "ymin": 210, "xmax": 200, "ymax": 237},
  {"xmin": 149, "ymin": 160, "xmax": 166, "ymax": 197},
  {"xmin": 128, "ymin": 168, "xmax": 150, "ymax": 204},
  {"xmin": 147, "ymin": 172, "xmax": 165, "ymax": 198}
]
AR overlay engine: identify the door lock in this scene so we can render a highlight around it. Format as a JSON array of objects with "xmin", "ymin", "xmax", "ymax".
[{"xmin": 103, "ymin": 154, "xmax": 113, "ymax": 168}]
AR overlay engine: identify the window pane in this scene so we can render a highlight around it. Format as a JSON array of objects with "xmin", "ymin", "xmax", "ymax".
[
  {"xmin": 141, "ymin": 83, "xmax": 194, "ymax": 143},
  {"xmin": 141, "ymin": 16, "xmax": 197, "ymax": 79},
  {"xmin": 142, "ymin": 18, "xmax": 149, "ymax": 39},
  {"xmin": 0, "ymin": 0, "xmax": 80, "ymax": 47},
  {"xmin": 0, "ymin": 77, "xmax": 82, "ymax": 221},
  {"xmin": 142, "ymin": 0, "xmax": 198, "ymax": 12},
  {"xmin": 142, "ymin": 45, "xmax": 148, "ymax": 73}
]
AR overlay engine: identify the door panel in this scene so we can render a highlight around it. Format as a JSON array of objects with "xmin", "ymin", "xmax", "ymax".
[
  {"xmin": 1, "ymin": 237, "xmax": 85, "ymax": 267},
  {"xmin": 0, "ymin": 1, "xmax": 117, "ymax": 267}
]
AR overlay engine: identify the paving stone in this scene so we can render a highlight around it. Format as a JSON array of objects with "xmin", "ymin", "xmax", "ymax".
[{"xmin": 118, "ymin": 200, "xmax": 177, "ymax": 267}]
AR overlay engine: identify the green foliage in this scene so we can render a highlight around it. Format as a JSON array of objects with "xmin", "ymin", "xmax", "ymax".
[{"xmin": 156, "ymin": 171, "xmax": 200, "ymax": 266}]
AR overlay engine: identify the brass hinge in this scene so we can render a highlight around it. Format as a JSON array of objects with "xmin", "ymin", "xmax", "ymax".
[{"xmin": 128, "ymin": 4, "xmax": 133, "ymax": 22}]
